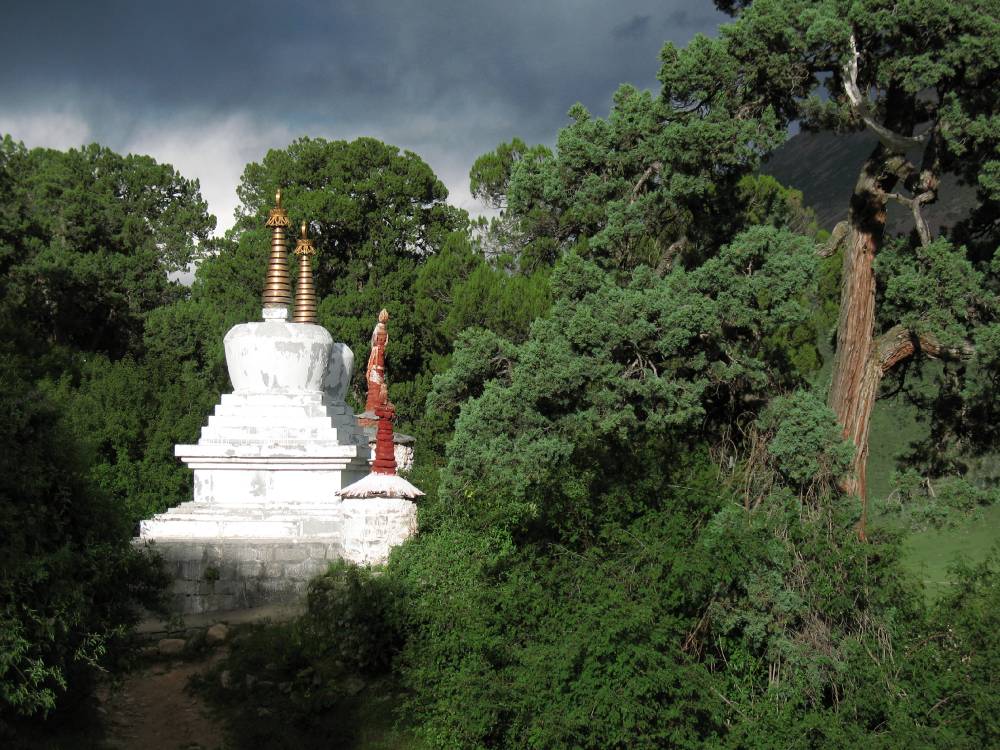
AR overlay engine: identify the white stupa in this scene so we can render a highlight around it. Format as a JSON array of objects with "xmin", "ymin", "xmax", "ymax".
[{"xmin": 138, "ymin": 194, "xmax": 419, "ymax": 615}]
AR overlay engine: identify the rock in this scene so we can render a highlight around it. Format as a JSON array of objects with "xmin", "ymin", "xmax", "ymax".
[
  {"xmin": 140, "ymin": 645, "xmax": 159, "ymax": 659},
  {"xmin": 220, "ymin": 669, "xmax": 232, "ymax": 689},
  {"xmin": 157, "ymin": 638, "xmax": 186, "ymax": 656},
  {"xmin": 205, "ymin": 623, "xmax": 229, "ymax": 646},
  {"xmin": 245, "ymin": 674, "xmax": 257, "ymax": 689}
]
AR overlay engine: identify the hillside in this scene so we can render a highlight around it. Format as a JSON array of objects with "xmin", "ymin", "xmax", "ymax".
[{"xmin": 763, "ymin": 129, "xmax": 980, "ymax": 235}]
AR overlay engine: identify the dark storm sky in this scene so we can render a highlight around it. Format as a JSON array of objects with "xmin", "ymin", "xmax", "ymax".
[{"xmin": 0, "ymin": 1, "xmax": 726, "ymax": 232}]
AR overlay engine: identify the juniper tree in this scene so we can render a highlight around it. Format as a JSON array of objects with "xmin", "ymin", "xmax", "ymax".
[
  {"xmin": 702, "ymin": 0, "xmax": 1000, "ymax": 536},
  {"xmin": 476, "ymin": 0, "xmax": 1000, "ymax": 536}
]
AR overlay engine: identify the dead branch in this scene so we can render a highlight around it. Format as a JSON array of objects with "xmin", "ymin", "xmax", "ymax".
[
  {"xmin": 843, "ymin": 35, "xmax": 926, "ymax": 153},
  {"xmin": 630, "ymin": 161, "xmax": 663, "ymax": 203},
  {"xmin": 819, "ymin": 220, "xmax": 850, "ymax": 257},
  {"xmin": 884, "ymin": 190, "xmax": 935, "ymax": 246}
]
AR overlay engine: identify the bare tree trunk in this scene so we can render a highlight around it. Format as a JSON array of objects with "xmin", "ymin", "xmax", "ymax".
[
  {"xmin": 828, "ymin": 153, "xmax": 895, "ymax": 540},
  {"xmin": 829, "ymin": 52, "xmax": 943, "ymax": 539}
]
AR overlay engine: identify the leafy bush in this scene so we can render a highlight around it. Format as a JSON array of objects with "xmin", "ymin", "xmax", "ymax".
[
  {"xmin": 0, "ymin": 350, "xmax": 167, "ymax": 726},
  {"xmin": 199, "ymin": 562, "xmax": 407, "ymax": 749},
  {"xmin": 880, "ymin": 470, "xmax": 999, "ymax": 530},
  {"xmin": 756, "ymin": 389, "xmax": 854, "ymax": 492}
]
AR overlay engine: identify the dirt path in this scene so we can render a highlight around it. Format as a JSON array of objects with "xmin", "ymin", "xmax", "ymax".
[{"xmin": 99, "ymin": 652, "xmax": 228, "ymax": 750}]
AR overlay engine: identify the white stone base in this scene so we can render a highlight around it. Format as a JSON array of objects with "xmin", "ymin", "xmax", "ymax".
[
  {"xmin": 341, "ymin": 497, "xmax": 418, "ymax": 565},
  {"xmin": 139, "ymin": 494, "xmax": 418, "ymax": 615},
  {"xmin": 142, "ymin": 389, "xmax": 371, "ymax": 542}
]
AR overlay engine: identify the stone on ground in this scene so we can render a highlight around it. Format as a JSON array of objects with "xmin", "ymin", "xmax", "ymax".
[
  {"xmin": 157, "ymin": 638, "xmax": 186, "ymax": 656},
  {"xmin": 205, "ymin": 623, "xmax": 229, "ymax": 645}
]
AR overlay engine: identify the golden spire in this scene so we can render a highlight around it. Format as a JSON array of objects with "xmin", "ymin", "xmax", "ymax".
[
  {"xmin": 293, "ymin": 220, "xmax": 318, "ymax": 324},
  {"xmin": 262, "ymin": 189, "xmax": 292, "ymax": 311}
]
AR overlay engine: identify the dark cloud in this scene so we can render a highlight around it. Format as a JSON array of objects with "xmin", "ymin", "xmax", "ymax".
[
  {"xmin": 0, "ymin": 0, "xmax": 726, "ymax": 229},
  {"xmin": 613, "ymin": 15, "xmax": 652, "ymax": 40}
]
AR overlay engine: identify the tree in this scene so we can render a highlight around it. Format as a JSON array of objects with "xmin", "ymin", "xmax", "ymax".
[
  {"xmin": 479, "ymin": 1, "xmax": 999, "ymax": 537},
  {"xmin": 392, "ymin": 234, "xmax": 967, "ymax": 747},
  {"xmin": 0, "ymin": 342, "xmax": 166, "ymax": 723},
  {"xmin": 478, "ymin": 81, "xmax": 788, "ymax": 273},
  {"xmin": 699, "ymin": 0, "xmax": 1000, "ymax": 536},
  {"xmin": 0, "ymin": 136, "xmax": 214, "ymax": 360}
]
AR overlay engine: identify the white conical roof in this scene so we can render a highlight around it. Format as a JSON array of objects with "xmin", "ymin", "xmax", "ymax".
[{"xmin": 337, "ymin": 472, "xmax": 424, "ymax": 500}]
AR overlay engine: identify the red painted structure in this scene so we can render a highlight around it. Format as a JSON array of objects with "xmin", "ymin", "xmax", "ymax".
[{"xmin": 372, "ymin": 404, "xmax": 397, "ymax": 476}]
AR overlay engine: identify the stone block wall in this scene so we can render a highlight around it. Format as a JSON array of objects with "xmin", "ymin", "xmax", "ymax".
[
  {"xmin": 139, "ymin": 496, "xmax": 418, "ymax": 617},
  {"xmin": 145, "ymin": 539, "xmax": 344, "ymax": 615}
]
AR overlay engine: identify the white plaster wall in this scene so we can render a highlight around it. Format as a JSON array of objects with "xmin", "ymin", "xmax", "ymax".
[
  {"xmin": 193, "ymin": 468, "xmax": 355, "ymax": 504},
  {"xmin": 341, "ymin": 497, "xmax": 418, "ymax": 566},
  {"xmin": 323, "ymin": 342, "xmax": 354, "ymax": 402},
  {"xmin": 225, "ymin": 321, "xmax": 333, "ymax": 392}
]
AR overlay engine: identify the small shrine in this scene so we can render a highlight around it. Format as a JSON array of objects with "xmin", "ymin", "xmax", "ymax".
[
  {"xmin": 138, "ymin": 192, "xmax": 421, "ymax": 616},
  {"xmin": 356, "ymin": 308, "xmax": 416, "ymax": 470},
  {"xmin": 339, "ymin": 359, "xmax": 423, "ymax": 565}
]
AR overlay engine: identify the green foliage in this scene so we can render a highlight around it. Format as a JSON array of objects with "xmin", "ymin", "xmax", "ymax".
[
  {"xmin": 198, "ymin": 562, "xmax": 411, "ymax": 749},
  {"xmin": 469, "ymin": 138, "xmax": 552, "ymax": 210},
  {"xmin": 0, "ymin": 135, "xmax": 213, "ymax": 359},
  {"xmin": 392, "ymin": 459, "xmax": 727, "ymax": 750},
  {"xmin": 757, "ymin": 390, "xmax": 853, "ymax": 489},
  {"xmin": 302, "ymin": 562, "xmax": 404, "ymax": 677},
  {"xmin": 426, "ymin": 227, "xmax": 822, "ymax": 543},
  {"xmin": 879, "ymin": 470, "xmax": 999, "ymax": 531},
  {"xmin": 494, "ymin": 78, "xmax": 787, "ymax": 271},
  {"xmin": 895, "ymin": 551, "xmax": 1000, "ymax": 746},
  {"xmin": 687, "ymin": 225, "xmax": 823, "ymax": 383},
  {"xmin": 736, "ymin": 174, "xmax": 821, "ymax": 239},
  {"xmin": 0, "ymin": 349, "xmax": 167, "ymax": 723},
  {"xmin": 394, "ymin": 235, "xmax": 947, "ymax": 748},
  {"xmin": 877, "ymin": 236, "xmax": 994, "ymax": 350}
]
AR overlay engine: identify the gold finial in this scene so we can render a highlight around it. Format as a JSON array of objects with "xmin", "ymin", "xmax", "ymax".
[
  {"xmin": 264, "ymin": 189, "xmax": 290, "ymax": 228},
  {"xmin": 378, "ymin": 308, "xmax": 389, "ymax": 324},
  {"xmin": 262, "ymin": 189, "xmax": 292, "ymax": 311},
  {"xmin": 293, "ymin": 220, "xmax": 318, "ymax": 324}
]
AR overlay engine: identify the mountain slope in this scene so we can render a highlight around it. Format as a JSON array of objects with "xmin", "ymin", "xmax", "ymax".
[{"xmin": 763, "ymin": 129, "xmax": 979, "ymax": 235}]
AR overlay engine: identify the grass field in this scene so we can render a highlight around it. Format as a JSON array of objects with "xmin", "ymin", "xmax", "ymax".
[
  {"xmin": 864, "ymin": 364, "xmax": 1000, "ymax": 601},
  {"xmin": 898, "ymin": 503, "xmax": 1000, "ymax": 601}
]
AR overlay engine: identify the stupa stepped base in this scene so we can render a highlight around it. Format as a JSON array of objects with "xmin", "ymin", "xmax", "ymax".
[
  {"xmin": 185, "ymin": 461, "xmax": 368, "ymax": 504},
  {"xmin": 140, "ymin": 493, "xmax": 349, "ymax": 539},
  {"xmin": 195, "ymin": 391, "xmax": 369, "ymax": 452}
]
